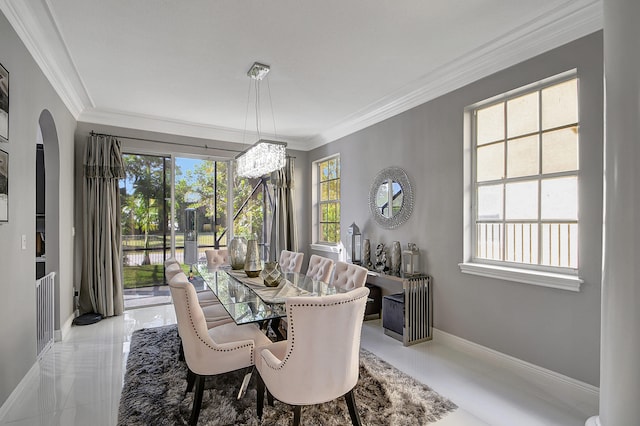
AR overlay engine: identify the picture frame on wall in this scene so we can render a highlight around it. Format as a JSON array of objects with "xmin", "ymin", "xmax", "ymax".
[
  {"xmin": 0, "ymin": 148, "xmax": 7, "ymax": 222},
  {"xmin": 0, "ymin": 63, "xmax": 8, "ymax": 143}
]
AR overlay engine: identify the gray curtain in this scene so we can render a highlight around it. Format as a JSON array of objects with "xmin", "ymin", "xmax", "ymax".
[
  {"xmin": 269, "ymin": 157, "xmax": 297, "ymax": 261},
  {"xmin": 79, "ymin": 134, "xmax": 126, "ymax": 317}
]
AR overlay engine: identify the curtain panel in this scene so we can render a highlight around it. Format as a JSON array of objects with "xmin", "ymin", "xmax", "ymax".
[
  {"xmin": 79, "ymin": 134, "xmax": 126, "ymax": 317},
  {"xmin": 269, "ymin": 157, "xmax": 298, "ymax": 261}
]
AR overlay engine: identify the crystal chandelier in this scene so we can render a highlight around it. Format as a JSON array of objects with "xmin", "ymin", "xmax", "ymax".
[
  {"xmin": 235, "ymin": 62, "xmax": 287, "ymax": 178},
  {"xmin": 235, "ymin": 139, "xmax": 287, "ymax": 178}
]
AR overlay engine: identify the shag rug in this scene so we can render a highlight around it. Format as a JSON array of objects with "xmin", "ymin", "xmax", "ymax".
[{"xmin": 117, "ymin": 324, "xmax": 457, "ymax": 425}]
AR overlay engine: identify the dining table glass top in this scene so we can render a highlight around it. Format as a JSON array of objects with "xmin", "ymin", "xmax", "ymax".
[{"xmin": 196, "ymin": 264, "xmax": 344, "ymax": 325}]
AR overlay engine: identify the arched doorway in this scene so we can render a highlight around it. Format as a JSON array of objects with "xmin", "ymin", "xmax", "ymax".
[{"xmin": 37, "ymin": 110, "xmax": 60, "ymax": 330}]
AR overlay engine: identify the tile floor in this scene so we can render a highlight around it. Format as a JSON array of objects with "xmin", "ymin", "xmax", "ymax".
[{"xmin": 0, "ymin": 305, "xmax": 591, "ymax": 425}]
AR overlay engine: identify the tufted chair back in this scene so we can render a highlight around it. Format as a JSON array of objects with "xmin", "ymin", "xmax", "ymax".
[
  {"xmin": 205, "ymin": 248, "xmax": 229, "ymax": 268},
  {"xmin": 165, "ymin": 262, "xmax": 183, "ymax": 281},
  {"xmin": 256, "ymin": 286, "xmax": 369, "ymax": 417},
  {"xmin": 168, "ymin": 274, "xmax": 258, "ymax": 376},
  {"xmin": 305, "ymin": 255, "xmax": 335, "ymax": 283},
  {"xmin": 278, "ymin": 250, "xmax": 304, "ymax": 273},
  {"xmin": 331, "ymin": 261, "xmax": 368, "ymax": 291}
]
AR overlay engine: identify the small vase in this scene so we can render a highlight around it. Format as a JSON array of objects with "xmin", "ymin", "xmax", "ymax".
[
  {"xmin": 391, "ymin": 241, "xmax": 402, "ymax": 276},
  {"xmin": 261, "ymin": 261, "xmax": 283, "ymax": 287},
  {"xmin": 363, "ymin": 239, "xmax": 371, "ymax": 269},
  {"xmin": 229, "ymin": 237, "xmax": 247, "ymax": 270},
  {"xmin": 244, "ymin": 239, "xmax": 262, "ymax": 278}
]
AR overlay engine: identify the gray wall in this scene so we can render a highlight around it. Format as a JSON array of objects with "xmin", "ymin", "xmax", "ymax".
[
  {"xmin": 0, "ymin": 12, "xmax": 77, "ymax": 405},
  {"xmin": 308, "ymin": 32, "xmax": 603, "ymax": 386}
]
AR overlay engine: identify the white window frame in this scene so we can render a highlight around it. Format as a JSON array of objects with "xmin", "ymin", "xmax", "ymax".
[
  {"xmin": 459, "ymin": 70, "xmax": 583, "ymax": 292},
  {"xmin": 312, "ymin": 154, "xmax": 340, "ymax": 245}
]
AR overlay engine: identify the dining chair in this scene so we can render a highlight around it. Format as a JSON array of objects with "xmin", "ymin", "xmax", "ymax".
[
  {"xmin": 278, "ymin": 250, "xmax": 304, "ymax": 273},
  {"xmin": 165, "ymin": 262, "xmax": 183, "ymax": 281},
  {"xmin": 164, "ymin": 256, "xmax": 180, "ymax": 268},
  {"xmin": 331, "ymin": 261, "xmax": 368, "ymax": 291},
  {"xmin": 205, "ymin": 248, "xmax": 229, "ymax": 268},
  {"xmin": 169, "ymin": 272, "xmax": 232, "ymax": 328},
  {"xmin": 255, "ymin": 286, "xmax": 370, "ymax": 426},
  {"xmin": 170, "ymin": 276, "xmax": 272, "ymax": 425},
  {"xmin": 305, "ymin": 254, "xmax": 335, "ymax": 283},
  {"xmin": 165, "ymin": 263, "xmax": 221, "ymax": 307}
]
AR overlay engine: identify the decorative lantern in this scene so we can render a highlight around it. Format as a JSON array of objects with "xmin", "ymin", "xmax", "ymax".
[
  {"xmin": 403, "ymin": 243, "xmax": 420, "ymax": 275},
  {"xmin": 348, "ymin": 222, "xmax": 362, "ymax": 265}
]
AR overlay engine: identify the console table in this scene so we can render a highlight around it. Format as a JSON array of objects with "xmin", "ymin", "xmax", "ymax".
[{"xmin": 365, "ymin": 272, "xmax": 432, "ymax": 346}]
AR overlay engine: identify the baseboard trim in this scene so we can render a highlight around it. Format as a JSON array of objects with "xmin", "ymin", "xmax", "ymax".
[
  {"xmin": 55, "ymin": 312, "xmax": 75, "ymax": 342},
  {"xmin": 0, "ymin": 362, "xmax": 40, "ymax": 421},
  {"xmin": 433, "ymin": 328, "xmax": 599, "ymax": 418}
]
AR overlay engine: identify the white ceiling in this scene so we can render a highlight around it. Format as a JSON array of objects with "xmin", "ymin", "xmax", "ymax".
[{"xmin": 2, "ymin": 0, "xmax": 601, "ymax": 151}]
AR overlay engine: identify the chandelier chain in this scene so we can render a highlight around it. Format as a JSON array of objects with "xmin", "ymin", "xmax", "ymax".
[{"xmin": 266, "ymin": 77, "xmax": 277, "ymax": 140}]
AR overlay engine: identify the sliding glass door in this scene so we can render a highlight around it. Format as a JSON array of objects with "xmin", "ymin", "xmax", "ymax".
[
  {"xmin": 120, "ymin": 154, "xmax": 171, "ymax": 307},
  {"xmin": 120, "ymin": 152, "xmax": 274, "ymax": 308},
  {"xmin": 174, "ymin": 157, "xmax": 229, "ymax": 261}
]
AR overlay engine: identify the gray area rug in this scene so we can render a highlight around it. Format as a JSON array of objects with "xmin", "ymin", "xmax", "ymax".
[{"xmin": 117, "ymin": 324, "xmax": 456, "ymax": 425}]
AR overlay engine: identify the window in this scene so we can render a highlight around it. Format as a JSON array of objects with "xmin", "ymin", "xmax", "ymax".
[
  {"xmin": 316, "ymin": 156, "xmax": 341, "ymax": 243},
  {"xmin": 462, "ymin": 73, "xmax": 581, "ymax": 289}
]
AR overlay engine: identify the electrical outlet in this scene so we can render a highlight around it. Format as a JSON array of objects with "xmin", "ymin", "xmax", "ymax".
[{"xmin": 21, "ymin": 234, "xmax": 26, "ymax": 250}]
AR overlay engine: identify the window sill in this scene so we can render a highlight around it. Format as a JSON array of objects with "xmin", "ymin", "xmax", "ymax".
[
  {"xmin": 310, "ymin": 243, "xmax": 342, "ymax": 254},
  {"xmin": 458, "ymin": 262, "xmax": 582, "ymax": 292}
]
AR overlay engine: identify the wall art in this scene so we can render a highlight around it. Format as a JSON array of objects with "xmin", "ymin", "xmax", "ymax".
[
  {"xmin": 0, "ymin": 148, "xmax": 7, "ymax": 222},
  {"xmin": 0, "ymin": 63, "xmax": 8, "ymax": 143}
]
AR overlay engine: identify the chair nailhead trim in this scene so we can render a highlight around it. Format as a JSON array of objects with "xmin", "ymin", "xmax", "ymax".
[{"xmin": 265, "ymin": 292, "xmax": 367, "ymax": 370}]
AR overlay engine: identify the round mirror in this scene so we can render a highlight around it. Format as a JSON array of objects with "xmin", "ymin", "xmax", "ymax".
[{"xmin": 369, "ymin": 167, "xmax": 414, "ymax": 229}]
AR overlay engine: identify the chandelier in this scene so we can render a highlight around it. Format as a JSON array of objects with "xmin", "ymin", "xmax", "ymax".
[{"xmin": 235, "ymin": 62, "xmax": 287, "ymax": 178}]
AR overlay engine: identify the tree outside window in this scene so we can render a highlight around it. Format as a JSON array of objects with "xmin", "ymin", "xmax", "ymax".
[{"xmin": 318, "ymin": 157, "xmax": 340, "ymax": 243}]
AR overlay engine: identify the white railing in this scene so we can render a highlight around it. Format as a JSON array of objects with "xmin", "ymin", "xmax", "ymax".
[
  {"xmin": 476, "ymin": 222, "xmax": 578, "ymax": 268},
  {"xmin": 36, "ymin": 272, "xmax": 55, "ymax": 358}
]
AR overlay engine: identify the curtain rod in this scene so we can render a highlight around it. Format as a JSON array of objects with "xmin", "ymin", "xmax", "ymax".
[
  {"xmin": 89, "ymin": 131, "xmax": 296, "ymax": 158},
  {"xmin": 89, "ymin": 131, "xmax": 242, "ymax": 153}
]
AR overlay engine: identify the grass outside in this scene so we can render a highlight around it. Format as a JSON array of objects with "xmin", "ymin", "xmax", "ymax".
[{"xmin": 124, "ymin": 264, "xmax": 190, "ymax": 288}]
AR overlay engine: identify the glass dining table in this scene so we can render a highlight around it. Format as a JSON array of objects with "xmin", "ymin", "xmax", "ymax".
[{"xmin": 196, "ymin": 263, "xmax": 345, "ymax": 326}]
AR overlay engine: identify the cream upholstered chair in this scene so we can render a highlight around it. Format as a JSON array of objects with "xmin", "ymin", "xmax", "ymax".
[
  {"xmin": 193, "ymin": 289, "xmax": 220, "ymax": 307},
  {"xmin": 278, "ymin": 250, "xmax": 304, "ymax": 273},
  {"xmin": 170, "ymin": 276, "xmax": 271, "ymax": 425},
  {"xmin": 304, "ymin": 254, "xmax": 335, "ymax": 283},
  {"xmin": 331, "ymin": 261, "xmax": 368, "ymax": 291},
  {"xmin": 276, "ymin": 254, "xmax": 334, "ymax": 339},
  {"xmin": 255, "ymin": 287, "xmax": 370, "ymax": 426},
  {"xmin": 169, "ymin": 272, "xmax": 232, "ymax": 328},
  {"xmin": 205, "ymin": 248, "xmax": 229, "ymax": 268},
  {"xmin": 166, "ymin": 263, "xmax": 221, "ymax": 308},
  {"xmin": 165, "ymin": 262, "xmax": 183, "ymax": 281},
  {"xmin": 164, "ymin": 256, "xmax": 179, "ymax": 268}
]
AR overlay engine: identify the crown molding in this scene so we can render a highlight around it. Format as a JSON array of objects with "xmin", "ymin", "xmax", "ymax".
[
  {"xmin": 2, "ymin": 0, "xmax": 602, "ymax": 151},
  {"xmin": 305, "ymin": 0, "xmax": 603, "ymax": 150},
  {"xmin": 0, "ymin": 0, "xmax": 92, "ymax": 118},
  {"xmin": 78, "ymin": 108, "xmax": 309, "ymax": 151}
]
